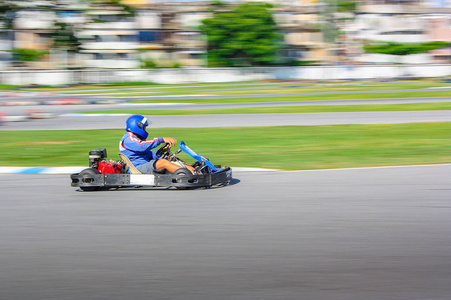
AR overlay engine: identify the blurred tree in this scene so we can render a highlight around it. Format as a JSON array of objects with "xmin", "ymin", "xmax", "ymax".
[
  {"xmin": 0, "ymin": 2, "xmax": 19, "ymax": 29},
  {"xmin": 321, "ymin": 0, "xmax": 338, "ymax": 45},
  {"xmin": 9, "ymin": 48, "xmax": 48, "ymax": 62},
  {"xmin": 52, "ymin": 21, "xmax": 82, "ymax": 53},
  {"xmin": 108, "ymin": 0, "xmax": 136, "ymax": 17},
  {"xmin": 337, "ymin": 1, "xmax": 357, "ymax": 13},
  {"xmin": 321, "ymin": 1, "xmax": 356, "ymax": 44},
  {"xmin": 200, "ymin": 2, "xmax": 281, "ymax": 67},
  {"xmin": 91, "ymin": 0, "xmax": 136, "ymax": 17},
  {"xmin": 363, "ymin": 41, "xmax": 451, "ymax": 56},
  {"xmin": 140, "ymin": 58, "xmax": 157, "ymax": 69},
  {"xmin": 364, "ymin": 41, "xmax": 451, "ymax": 74}
]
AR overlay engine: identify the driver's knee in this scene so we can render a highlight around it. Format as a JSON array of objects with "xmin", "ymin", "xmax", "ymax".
[
  {"xmin": 155, "ymin": 159, "xmax": 180, "ymax": 173},
  {"xmin": 155, "ymin": 158, "xmax": 169, "ymax": 170}
]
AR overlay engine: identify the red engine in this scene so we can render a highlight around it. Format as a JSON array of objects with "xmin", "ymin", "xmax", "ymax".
[{"xmin": 98, "ymin": 160, "xmax": 123, "ymax": 174}]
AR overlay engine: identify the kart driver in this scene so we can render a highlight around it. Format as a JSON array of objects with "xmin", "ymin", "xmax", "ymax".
[{"xmin": 120, "ymin": 115, "xmax": 195, "ymax": 174}]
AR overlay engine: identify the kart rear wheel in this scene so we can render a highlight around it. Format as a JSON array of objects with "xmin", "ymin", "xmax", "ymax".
[{"xmin": 79, "ymin": 168, "xmax": 101, "ymax": 191}]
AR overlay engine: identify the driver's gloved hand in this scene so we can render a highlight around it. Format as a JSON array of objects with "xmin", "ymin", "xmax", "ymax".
[{"xmin": 163, "ymin": 137, "xmax": 177, "ymax": 148}]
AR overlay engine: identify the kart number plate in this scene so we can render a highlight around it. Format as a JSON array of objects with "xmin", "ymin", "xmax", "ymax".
[{"xmin": 130, "ymin": 174, "xmax": 155, "ymax": 186}]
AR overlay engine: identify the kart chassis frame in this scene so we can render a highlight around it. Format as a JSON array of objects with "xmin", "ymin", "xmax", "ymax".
[{"xmin": 71, "ymin": 165, "xmax": 232, "ymax": 190}]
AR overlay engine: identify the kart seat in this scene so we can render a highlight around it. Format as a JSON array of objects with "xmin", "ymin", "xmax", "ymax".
[{"xmin": 119, "ymin": 154, "xmax": 142, "ymax": 174}]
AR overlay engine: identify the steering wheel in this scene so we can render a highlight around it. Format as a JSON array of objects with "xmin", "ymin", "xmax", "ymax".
[{"xmin": 156, "ymin": 143, "xmax": 171, "ymax": 158}]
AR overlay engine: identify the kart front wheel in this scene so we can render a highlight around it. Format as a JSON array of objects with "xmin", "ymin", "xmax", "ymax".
[{"xmin": 173, "ymin": 168, "xmax": 191, "ymax": 190}]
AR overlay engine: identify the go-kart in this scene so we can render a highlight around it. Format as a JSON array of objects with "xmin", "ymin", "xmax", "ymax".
[{"xmin": 70, "ymin": 141, "xmax": 232, "ymax": 191}]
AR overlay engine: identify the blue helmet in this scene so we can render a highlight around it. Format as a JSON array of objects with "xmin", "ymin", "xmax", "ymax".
[{"xmin": 126, "ymin": 115, "xmax": 150, "ymax": 139}]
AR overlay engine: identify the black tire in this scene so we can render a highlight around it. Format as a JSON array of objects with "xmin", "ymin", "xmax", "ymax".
[
  {"xmin": 173, "ymin": 168, "xmax": 190, "ymax": 176},
  {"xmin": 79, "ymin": 168, "xmax": 101, "ymax": 191},
  {"xmin": 173, "ymin": 168, "xmax": 191, "ymax": 190}
]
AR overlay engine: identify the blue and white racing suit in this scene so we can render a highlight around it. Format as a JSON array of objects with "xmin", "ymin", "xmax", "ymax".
[{"xmin": 119, "ymin": 131, "xmax": 165, "ymax": 172}]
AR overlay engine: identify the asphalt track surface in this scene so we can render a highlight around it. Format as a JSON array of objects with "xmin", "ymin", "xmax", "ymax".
[
  {"xmin": 2, "ymin": 85, "xmax": 450, "ymax": 130},
  {"xmin": 2, "ymin": 86, "xmax": 451, "ymax": 104},
  {"xmin": 2, "ymin": 110, "xmax": 451, "ymax": 131},
  {"xmin": 1, "ymin": 165, "xmax": 451, "ymax": 300},
  {"xmin": 2, "ymin": 96, "xmax": 451, "ymax": 116}
]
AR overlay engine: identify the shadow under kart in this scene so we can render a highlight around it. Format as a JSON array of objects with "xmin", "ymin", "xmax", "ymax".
[{"xmin": 71, "ymin": 141, "xmax": 232, "ymax": 191}]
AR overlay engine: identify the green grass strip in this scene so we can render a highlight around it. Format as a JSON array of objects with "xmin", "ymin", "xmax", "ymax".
[
  {"xmin": 15, "ymin": 80, "xmax": 449, "ymax": 94},
  {"xmin": 0, "ymin": 85, "xmax": 21, "ymax": 89},
  {"xmin": 1, "ymin": 123, "xmax": 450, "ymax": 170},
  {"xmin": 78, "ymin": 102, "xmax": 451, "ymax": 115},
  {"xmin": 58, "ymin": 83, "xmax": 448, "ymax": 95},
  {"xmin": 153, "ymin": 85, "xmax": 450, "ymax": 96},
  {"xmin": 129, "ymin": 91, "xmax": 451, "ymax": 104}
]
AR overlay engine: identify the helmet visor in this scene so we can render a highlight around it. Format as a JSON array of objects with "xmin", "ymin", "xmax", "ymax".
[{"xmin": 141, "ymin": 117, "xmax": 150, "ymax": 130}]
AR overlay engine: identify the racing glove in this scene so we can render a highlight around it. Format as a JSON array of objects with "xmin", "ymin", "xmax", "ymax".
[{"xmin": 163, "ymin": 137, "xmax": 177, "ymax": 148}]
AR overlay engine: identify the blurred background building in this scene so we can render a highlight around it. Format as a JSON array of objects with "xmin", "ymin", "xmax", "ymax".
[{"xmin": 0, "ymin": 0, "xmax": 450, "ymax": 69}]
